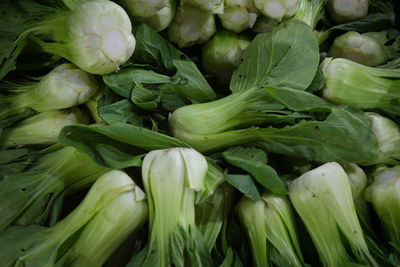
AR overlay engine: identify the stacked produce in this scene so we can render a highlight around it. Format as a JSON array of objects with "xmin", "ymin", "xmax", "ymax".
[{"xmin": 0, "ymin": 0, "xmax": 399, "ymax": 266}]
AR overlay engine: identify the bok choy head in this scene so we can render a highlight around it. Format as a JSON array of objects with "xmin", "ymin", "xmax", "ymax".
[
  {"xmin": 0, "ymin": 0, "xmax": 136, "ymax": 76},
  {"xmin": 170, "ymin": 19, "xmax": 380, "ymax": 164},
  {"xmin": 0, "ymin": 170, "xmax": 148, "ymax": 267},
  {"xmin": 123, "ymin": 0, "xmax": 176, "ymax": 31},
  {"xmin": 139, "ymin": 147, "xmax": 211, "ymax": 267},
  {"xmin": 0, "ymin": 63, "xmax": 98, "ymax": 120},
  {"xmin": 328, "ymin": 31, "xmax": 399, "ymax": 66},
  {"xmin": 202, "ymin": 30, "xmax": 250, "ymax": 84},
  {"xmin": 1, "ymin": 108, "xmax": 89, "ymax": 148},
  {"xmin": 366, "ymin": 166, "xmax": 400, "ymax": 254},
  {"xmin": 289, "ymin": 162, "xmax": 376, "ymax": 267},
  {"xmin": 321, "ymin": 57, "xmax": 400, "ymax": 115}
]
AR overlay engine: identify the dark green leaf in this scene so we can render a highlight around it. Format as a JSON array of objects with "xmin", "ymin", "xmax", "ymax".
[
  {"xmin": 0, "ymin": 225, "xmax": 49, "ymax": 267},
  {"xmin": 256, "ymin": 106, "xmax": 380, "ymax": 163},
  {"xmin": 225, "ymin": 174, "xmax": 261, "ymax": 200},
  {"xmin": 103, "ymin": 68, "xmax": 171, "ymax": 98},
  {"xmin": 230, "ymin": 19, "xmax": 319, "ymax": 93},
  {"xmin": 222, "ymin": 146, "xmax": 287, "ymax": 194},
  {"xmin": 160, "ymin": 94, "xmax": 187, "ymax": 111},
  {"xmin": 332, "ymin": 13, "xmax": 394, "ymax": 32},
  {"xmin": 162, "ymin": 59, "xmax": 216, "ymax": 103},
  {"xmin": 131, "ymin": 83, "xmax": 160, "ymax": 110},
  {"xmin": 59, "ymin": 123, "xmax": 188, "ymax": 168},
  {"xmin": 133, "ymin": 24, "xmax": 183, "ymax": 71},
  {"xmin": 306, "ymin": 69, "xmax": 325, "ymax": 92},
  {"xmin": 0, "ymin": 148, "xmax": 30, "ymax": 164},
  {"xmin": 98, "ymin": 100, "xmax": 144, "ymax": 126},
  {"xmin": 264, "ymin": 86, "xmax": 331, "ymax": 112}
]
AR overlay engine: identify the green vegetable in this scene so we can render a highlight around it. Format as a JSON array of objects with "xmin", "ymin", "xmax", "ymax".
[
  {"xmin": 328, "ymin": 0, "xmax": 369, "ymax": 24},
  {"xmin": 0, "ymin": 63, "xmax": 98, "ymax": 120},
  {"xmin": 342, "ymin": 163, "xmax": 373, "ymax": 231},
  {"xmin": 293, "ymin": 0, "xmax": 326, "ymax": 28},
  {"xmin": 139, "ymin": 147, "xmax": 211, "ymax": 267},
  {"xmin": 362, "ymin": 112, "xmax": 400, "ymax": 165},
  {"xmin": 181, "ymin": 0, "xmax": 224, "ymax": 13},
  {"xmin": 321, "ymin": 57, "xmax": 400, "ymax": 115},
  {"xmin": 237, "ymin": 192, "xmax": 305, "ymax": 267},
  {"xmin": 59, "ymin": 123, "xmax": 189, "ymax": 169},
  {"xmin": 168, "ymin": 5, "xmax": 216, "ymax": 47},
  {"xmin": 222, "ymin": 146, "xmax": 287, "ymax": 194},
  {"xmin": 329, "ymin": 31, "xmax": 399, "ymax": 66},
  {"xmin": 218, "ymin": 0, "xmax": 258, "ymax": 33},
  {"xmin": 0, "ymin": 169, "xmax": 148, "ymax": 267},
  {"xmin": 123, "ymin": 0, "xmax": 176, "ymax": 31},
  {"xmin": 202, "ymin": 30, "xmax": 250, "ymax": 84},
  {"xmin": 1, "ymin": 108, "xmax": 89, "ymax": 148},
  {"xmin": 366, "ymin": 166, "xmax": 400, "ymax": 254},
  {"xmin": 253, "ymin": 0, "xmax": 299, "ymax": 21},
  {"xmin": 1, "ymin": 0, "xmax": 136, "ymax": 76},
  {"xmin": 0, "ymin": 146, "xmax": 109, "ymax": 231},
  {"xmin": 171, "ymin": 20, "xmax": 380, "ymax": 163},
  {"xmin": 196, "ymin": 182, "xmax": 234, "ymax": 252},
  {"xmin": 289, "ymin": 162, "xmax": 376, "ymax": 266}
]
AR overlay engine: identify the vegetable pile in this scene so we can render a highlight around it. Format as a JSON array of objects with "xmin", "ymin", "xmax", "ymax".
[{"xmin": 0, "ymin": 0, "xmax": 400, "ymax": 266}]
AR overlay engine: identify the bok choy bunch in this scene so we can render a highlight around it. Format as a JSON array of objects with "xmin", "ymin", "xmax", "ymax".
[
  {"xmin": 0, "ymin": 170, "xmax": 148, "ymax": 267},
  {"xmin": 329, "ymin": 31, "xmax": 399, "ymax": 66},
  {"xmin": 170, "ymin": 19, "xmax": 380, "ymax": 164},
  {"xmin": 1, "ymin": 108, "xmax": 89, "ymax": 148},
  {"xmin": 289, "ymin": 162, "xmax": 376, "ymax": 266},
  {"xmin": 321, "ymin": 57, "xmax": 400, "ymax": 115},
  {"xmin": 366, "ymin": 166, "xmax": 400, "ymax": 254},
  {"xmin": 0, "ymin": 0, "xmax": 136, "ymax": 77},
  {"xmin": 0, "ymin": 63, "xmax": 98, "ymax": 129},
  {"xmin": 137, "ymin": 147, "xmax": 211, "ymax": 267}
]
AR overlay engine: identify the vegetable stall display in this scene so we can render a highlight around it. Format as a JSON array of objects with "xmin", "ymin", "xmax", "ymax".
[{"xmin": 0, "ymin": 0, "xmax": 399, "ymax": 266}]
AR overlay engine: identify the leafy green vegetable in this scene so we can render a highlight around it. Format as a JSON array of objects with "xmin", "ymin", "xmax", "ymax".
[
  {"xmin": 289, "ymin": 162, "xmax": 376, "ymax": 266},
  {"xmin": 138, "ymin": 148, "xmax": 212, "ymax": 267},
  {"xmin": 1, "ymin": 0, "xmax": 136, "ymax": 76},
  {"xmin": 59, "ymin": 123, "xmax": 188, "ymax": 168},
  {"xmin": 0, "ymin": 146, "xmax": 109, "ymax": 231},
  {"xmin": 237, "ymin": 192, "xmax": 305, "ymax": 267},
  {"xmin": 222, "ymin": 146, "xmax": 287, "ymax": 194},
  {"xmin": 0, "ymin": 170, "xmax": 148, "ymax": 267}
]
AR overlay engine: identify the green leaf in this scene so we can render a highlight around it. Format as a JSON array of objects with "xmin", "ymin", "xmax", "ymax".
[
  {"xmin": 133, "ymin": 24, "xmax": 184, "ymax": 71},
  {"xmin": 256, "ymin": 106, "xmax": 380, "ymax": 163},
  {"xmin": 162, "ymin": 60, "xmax": 217, "ymax": 103},
  {"xmin": 131, "ymin": 83, "xmax": 160, "ymax": 110},
  {"xmin": 225, "ymin": 174, "xmax": 261, "ymax": 201},
  {"xmin": 332, "ymin": 13, "xmax": 394, "ymax": 32},
  {"xmin": 222, "ymin": 146, "xmax": 287, "ymax": 194},
  {"xmin": 160, "ymin": 94, "xmax": 187, "ymax": 112},
  {"xmin": 264, "ymin": 86, "xmax": 331, "ymax": 112},
  {"xmin": 103, "ymin": 68, "xmax": 171, "ymax": 98},
  {"xmin": 230, "ymin": 19, "xmax": 319, "ymax": 93},
  {"xmin": 98, "ymin": 100, "xmax": 144, "ymax": 126},
  {"xmin": 306, "ymin": 69, "xmax": 325, "ymax": 92},
  {"xmin": 59, "ymin": 123, "xmax": 189, "ymax": 168},
  {"xmin": 0, "ymin": 148, "xmax": 30, "ymax": 164},
  {"xmin": 132, "ymin": 24, "xmax": 216, "ymax": 102},
  {"xmin": 0, "ymin": 225, "xmax": 49, "ymax": 267}
]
